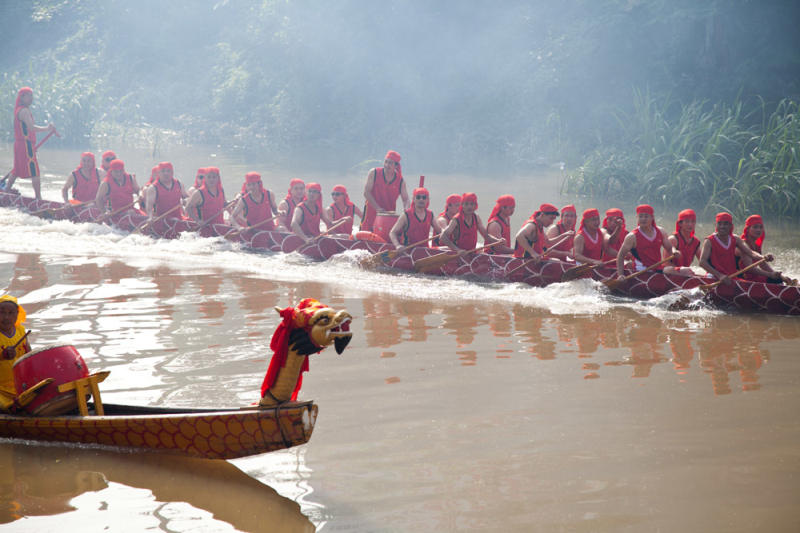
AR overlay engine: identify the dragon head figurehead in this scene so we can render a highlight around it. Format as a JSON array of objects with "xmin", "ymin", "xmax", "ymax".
[{"xmin": 260, "ymin": 298, "xmax": 353, "ymax": 407}]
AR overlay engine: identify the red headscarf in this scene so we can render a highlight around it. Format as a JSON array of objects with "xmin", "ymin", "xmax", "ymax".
[
  {"xmin": 741, "ymin": 214, "xmax": 765, "ymax": 249},
  {"xmin": 579, "ymin": 208, "xmax": 600, "ymax": 231},
  {"xmin": 194, "ymin": 168, "xmax": 206, "ymax": 188},
  {"xmin": 715, "ymin": 212, "xmax": 734, "ymax": 233},
  {"xmin": 200, "ymin": 167, "xmax": 223, "ymax": 194},
  {"xmin": 76, "ymin": 152, "xmax": 95, "ymax": 174},
  {"xmin": 103, "ymin": 159, "xmax": 125, "ymax": 181},
  {"xmin": 385, "ymin": 150, "xmax": 403, "ymax": 182},
  {"xmin": 440, "ymin": 194, "xmax": 462, "ymax": 218},
  {"xmin": 524, "ymin": 203, "xmax": 559, "ymax": 227},
  {"xmin": 332, "ymin": 184, "xmax": 353, "ymax": 207},
  {"xmin": 489, "ymin": 195, "xmax": 515, "ymax": 224},
  {"xmin": 676, "ymin": 209, "xmax": 696, "ymax": 237},
  {"xmin": 603, "ymin": 208, "xmax": 626, "ymax": 231},
  {"xmin": 286, "ymin": 178, "xmax": 305, "ymax": 202},
  {"xmin": 411, "ymin": 187, "xmax": 430, "ymax": 208},
  {"xmin": 304, "ymin": 183, "xmax": 323, "ymax": 211},
  {"xmin": 241, "ymin": 172, "xmax": 265, "ymax": 195},
  {"xmin": 146, "ymin": 165, "xmax": 159, "ymax": 186},
  {"xmin": 459, "ymin": 192, "xmax": 478, "ymax": 213},
  {"xmin": 102, "ymin": 150, "xmax": 116, "ymax": 161},
  {"xmin": 14, "ymin": 87, "xmax": 32, "ymax": 116},
  {"xmin": 636, "ymin": 204, "xmax": 658, "ymax": 230},
  {"xmin": 559, "ymin": 204, "xmax": 576, "ymax": 222}
]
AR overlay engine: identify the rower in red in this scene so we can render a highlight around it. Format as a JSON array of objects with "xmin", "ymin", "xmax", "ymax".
[
  {"xmin": 573, "ymin": 208, "xmax": 616, "ymax": 266},
  {"xmin": 185, "ymin": 167, "xmax": 227, "ymax": 227},
  {"xmin": 5, "ymin": 87, "xmax": 57, "ymax": 200},
  {"xmin": 736, "ymin": 215, "xmax": 784, "ymax": 283},
  {"xmin": 601, "ymin": 208, "xmax": 628, "ymax": 262},
  {"xmin": 389, "ymin": 187, "xmax": 444, "ymax": 253},
  {"xmin": 545, "ymin": 204, "xmax": 577, "ymax": 260},
  {"xmin": 485, "ymin": 195, "xmax": 516, "ymax": 254},
  {"xmin": 325, "ymin": 185, "xmax": 362, "ymax": 237},
  {"xmin": 231, "ymin": 172, "xmax": 282, "ymax": 232},
  {"xmin": 145, "ymin": 162, "xmax": 189, "ymax": 221},
  {"xmin": 437, "ymin": 194, "xmax": 461, "ymax": 229},
  {"xmin": 95, "ymin": 159, "xmax": 144, "ymax": 218},
  {"xmin": 663, "ymin": 209, "xmax": 701, "ymax": 275},
  {"xmin": 100, "ymin": 151, "xmax": 117, "ymax": 173},
  {"xmin": 361, "ymin": 150, "xmax": 410, "ymax": 232},
  {"xmin": 699, "ymin": 213, "xmax": 771, "ymax": 286},
  {"xmin": 278, "ymin": 178, "xmax": 306, "ymax": 232},
  {"xmin": 615, "ymin": 205, "xmax": 679, "ymax": 282},
  {"xmin": 291, "ymin": 183, "xmax": 343, "ymax": 243},
  {"xmin": 438, "ymin": 193, "xmax": 500, "ymax": 252},
  {"xmin": 61, "ymin": 152, "xmax": 104, "ymax": 205},
  {"xmin": 513, "ymin": 203, "xmax": 574, "ymax": 263}
]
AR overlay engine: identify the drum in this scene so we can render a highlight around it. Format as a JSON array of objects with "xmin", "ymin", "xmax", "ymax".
[
  {"xmin": 13, "ymin": 344, "xmax": 90, "ymax": 416},
  {"xmin": 373, "ymin": 212, "xmax": 399, "ymax": 243}
]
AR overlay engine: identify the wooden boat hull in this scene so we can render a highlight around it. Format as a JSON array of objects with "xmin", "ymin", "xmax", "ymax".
[{"xmin": 0, "ymin": 401, "xmax": 318, "ymax": 460}]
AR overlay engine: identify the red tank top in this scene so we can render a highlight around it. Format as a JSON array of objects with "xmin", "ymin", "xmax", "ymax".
[
  {"xmin": 486, "ymin": 216, "xmax": 510, "ymax": 255},
  {"xmin": 71, "ymin": 168, "xmax": 101, "ymax": 202},
  {"xmin": 514, "ymin": 221, "xmax": 545, "ymax": 258},
  {"xmin": 577, "ymin": 228, "xmax": 602, "ymax": 261},
  {"xmin": 329, "ymin": 202, "xmax": 354, "ymax": 235},
  {"xmin": 298, "ymin": 202, "xmax": 321, "ymax": 237},
  {"xmin": 672, "ymin": 232, "xmax": 700, "ymax": 267},
  {"xmin": 153, "ymin": 178, "xmax": 183, "ymax": 217},
  {"xmin": 631, "ymin": 227, "xmax": 662, "ymax": 267},
  {"xmin": 196, "ymin": 188, "xmax": 226, "ymax": 224},
  {"xmin": 14, "ymin": 108, "xmax": 35, "ymax": 144},
  {"xmin": 243, "ymin": 191, "xmax": 276, "ymax": 230},
  {"xmin": 361, "ymin": 167, "xmax": 403, "ymax": 231},
  {"xmin": 740, "ymin": 239, "xmax": 762, "ymax": 281},
  {"xmin": 706, "ymin": 234, "xmax": 737, "ymax": 276},
  {"xmin": 106, "ymin": 173, "xmax": 135, "ymax": 211},
  {"xmin": 552, "ymin": 222, "xmax": 575, "ymax": 252},
  {"xmin": 602, "ymin": 228, "xmax": 629, "ymax": 261},
  {"xmin": 402, "ymin": 208, "xmax": 433, "ymax": 246},
  {"xmin": 451, "ymin": 212, "xmax": 478, "ymax": 250}
]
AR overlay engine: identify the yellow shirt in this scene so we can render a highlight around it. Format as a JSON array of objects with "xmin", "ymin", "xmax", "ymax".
[{"xmin": 0, "ymin": 325, "xmax": 28, "ymax": 399}]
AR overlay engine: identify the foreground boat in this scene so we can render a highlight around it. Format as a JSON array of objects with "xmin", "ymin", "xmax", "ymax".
[
  {"xmin": 3, "ymin": 192, "xmax": 799, "ymax": 316},
  {"xmin": 0, "ymin": 401, "xmax": 318, "ymax": 460}
]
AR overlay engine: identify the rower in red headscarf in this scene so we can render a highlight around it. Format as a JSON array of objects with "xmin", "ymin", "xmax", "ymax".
[
  {"xmin": 360, "ymin": 150, "xmax": 410, "ymax": 232},
  {"xmin": 145, "ymin": 162, "xmax": 189, "ymax": 220},
  {"xmin": 736, "ymin": 214, "xmax": 784, "ymax": 283},
  {"xmin": 545, "ymin": 205, "xmax": 577, "ymax": 260},
  {"xmin": 278, "ymin": 178, "xmax": 306, "ymax": 232},
  {"xmin": 513, "ymin": 203, "xmax": 574, "ymax": 262},
  {"xmin": 325, "ymin": 185, "xmax": 363, "ymax": 237},
  {"xmin": 61, "ymin": 152, "xmax": 102, "ymax": 204},
  {"xmin": 5, "ymin": 87, "xmax": 57, "ymax": 200},
  {"xmin": 185, "ymin": 166, "xmax": 227, "ymax": 226},
  {"xmin": 664, "ymin": 209, "xmax": 701, "ymax": 275},
  {"xmin": 389, "ymin": 187, "xmax": 445, "ymax": 253},
  {"xmin": 231, "ymin": 172, "xmax": 281, "ymax": 232},
  {"xmin": 95, "ymin": 159, "xmax": 144, "ymax": 218},
  {"xmin": 100, "ymin": 151, "xmax": 117, "ymax": 172},
  {"xmin": 438, "ymin": 194, "xmax": 462, "ymax": 228},
  {"xmin": 699, "ymin": 212, "xmax": 773, "ymax": 286},
  {"xmin": 485, "ymin": 195, "xmax": 516, "ymax": 254},
  {"xmin": 439, "ymin": 192, "xmax": 500, "ymax": 252},
  {"xmin": 601, "ymin": 208, "xmax": 628, "ymax": 261},
  {"xmin": 615, "ymin": 205, "xmax": 678, "ymax": 281},
  {"xmin": 291, "ymin": 183, "xmax": 341, "ymax": 242},
  {"xmin": 573, "ymin": 208, "xmax": 614, "ymax": 266}
]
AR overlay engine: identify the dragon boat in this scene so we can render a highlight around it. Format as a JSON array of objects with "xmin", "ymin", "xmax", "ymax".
[{"xmin": 2, "ymin": 192, "xmax": 799, "ymax": 316}]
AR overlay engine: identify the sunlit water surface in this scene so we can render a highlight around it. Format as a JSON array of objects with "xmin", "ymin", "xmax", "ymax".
[{"xmin": 0, "ymin": 145, "xmax": 798, "ymax": 532}]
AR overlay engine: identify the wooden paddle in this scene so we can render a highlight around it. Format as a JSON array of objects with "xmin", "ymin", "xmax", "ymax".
[
  {"xmin": 504, "ymin": 249, "xmax": 561, "ymax": 278},
  {"xmin": 183, "ymin": 200, "xmax": 238, "ymax": 233},
  {"xmin": 698, "ymin": 257, "xmax": 768, "ymax": 292},
  {"xmin": 414, "ymin": 241, "xmax": 500, "ymax": 274},
  {"xmin": 132, "ymin": 203, "xmax": 183, "ymax": 235},
  {"xmin": 30, "ymin": 199, "xmax": 95, "ymax": 217},
  {"xmin": 560, "ymin": 259, "xmax": 616, "ymax": 282},
  {"xmin": 95, "ymin": 201, "xmax": 136, "ymax": 223},
  {"xmin": 224, "ymin": 212, "xmax": 283, "ymax": 240},
  {"xmin": 295, "ymin": 218, "xmax": 350, "ymax": 251},
  {"xmin": 358, "ymin": 235, "xmax": 438, "ymax": 269},
  {"xmin": 603, "ymin": 254, "xmax": 675, "ymax": 291}
]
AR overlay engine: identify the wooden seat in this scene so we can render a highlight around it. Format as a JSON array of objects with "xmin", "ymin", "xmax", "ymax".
[{"xmin": 57, "ymin": 371, "xmax": 110, "ymax": 416}]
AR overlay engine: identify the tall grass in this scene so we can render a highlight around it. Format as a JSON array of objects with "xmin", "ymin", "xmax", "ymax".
[{"xmin": 565, "ymin": 90, "xmax": 800, "ymax": 219}]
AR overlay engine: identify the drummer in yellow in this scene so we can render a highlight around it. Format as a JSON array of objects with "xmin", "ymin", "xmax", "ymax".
[{"xmin": 0, "ymin": 295, "xmax": 31, "ymax": 402}]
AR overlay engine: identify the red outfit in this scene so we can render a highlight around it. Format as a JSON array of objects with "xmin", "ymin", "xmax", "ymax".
[
  {"xmin": 196, "ymin": 187, "xmax": 226, "ymax": 224},
  {"xmin": 12, "ymin": 88, "xmax": 38, "ymax": 178},
  {"xmin": 450, "ymin": 212, "xmax": 478, "ymax": 250},
  {"xmin": 152, "ymin": 178, "xmax": 183, "ymax": 217},
  {"xmin": 551, "ymin": 222, "xmax": 575, "ymax": 252},
  {"xmin": 402, "ymin": 208, "xmax": 434, "ymax": 246},
  {"xmin": 672, "ymin": 232, "xmax": 700, "ymax": 267},
  {"xmin": 297, "ymin": 202, "xmax": 322, "ymax": 237},
  {"xmin": 706, "ymin": 233, "xmax": 737, "ymax": 277},
  {"xmin": 105, "ymin": 173, "xmax": 136, "ymax": 211},
  {"xmin": 71, "ymin": 168, "xmax": 102, "ymax": 202},
  {"xmin": 577, "ymin": 227, "xmax": 603, "ymax": 261},
  {"xmin": 361, "ymin": 167, "xmax": 403, "ymax": 231},
  {"xmin": 514, "ymin": 220, "xmax": 545, "ymax": 258},
  {"xmin": 243, "ymin": 191, "xmax": 276, "ymax": 229},
  {"xmin": 329, "ymin": 202, "xmax": 355, "ymax": 235},
  {"xmin": 631, "ymin": 227, "xmax": 662, "ymax": 268}
]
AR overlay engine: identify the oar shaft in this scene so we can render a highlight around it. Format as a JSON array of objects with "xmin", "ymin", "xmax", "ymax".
[
  {"xmin": 701, "ymin": 258, "xmax": 768, "ymax": 291},
  {"xmin": 297, "ymin": 218, "xmax": 349, "ymax": 249},
  {"xmin": 34, "ymin": 129, "xmax": 59, "ymax": 150},
  {"xmin": 228, "ymin": 212, "xmax": 282, "ymax": 238}
]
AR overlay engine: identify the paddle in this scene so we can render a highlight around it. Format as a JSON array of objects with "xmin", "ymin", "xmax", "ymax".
[
  {"xmin": 668, "ymin": 257, "xmax": 772, "ymax": 311},
  {"xmin": 603, "ymin": 255, "xmax": 675, "ymax": 291},
  {"xmin": 504, "ymin": 249, "xmax": 560, "ymax": 278},
  {"xmin": 413, "ymin": 241, "xmax": 500, "ymax": 274},
  {"xmin": 698, "ymin": 257, "xmax": 768, "ymax": 292},
  {"xmin": 224, "ymin": 212, "xmax": 284, "ymax": 240},
  {"xmin": 1, "ymin": 129, "xmax": 61, "ymax": 187},
  {"xmin": 358, "ymin": 235, "xmax": 438, "ymax": 269},
  {"xmin": 183, "ymin": 200, "xmax": 238, "ymax": 233},
  {"xmin": 295, "ymin": 218, "xmax": 350, "ymax": 251},
  {"xmin": 95, "ymin": 201, "xmax": 136, "ymax": 224},
  {"xmin": 30, "ymin": 199, "xmax": 95, "ymax": 217},
  {"xmin": 131, "ymin": 203, "xmax": 184, "ymax": 235},
  {"xmin": 560, "ymin": 259, "xmax": 616, "ymax": 282}
]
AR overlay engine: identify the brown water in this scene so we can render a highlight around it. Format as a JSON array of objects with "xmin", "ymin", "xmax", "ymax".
[{"xmin": 0, "ymin": 144, "xmax": 799, "ymax": 532}]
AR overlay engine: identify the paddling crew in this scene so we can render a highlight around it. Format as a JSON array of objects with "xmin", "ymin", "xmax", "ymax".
[
  {"xmin": 736, "ymin": 214, "xmax": 783, "ymax": 283},
  {"xmin": 601, "ymin": 208, "xmax": 628, "ymax": 261},
  {"xmin": 361, "ymin": 150, "xmax": 410, "ymax": 232},
  {"xmin": 573, "ymin": 208, "xmax": 615, "ymax": 266},
  {"xmin": 699, "ymin": 213, "xmax": 771, "ymax": 286},
  {"xmin": 389, "ymin": 187, "xmax": 444, "ymax": 253},
  {"xmin": 185, "ymin": 166, "xmax": 227, "ymax": 226},
  {"xmin": 325, "ymin": 185, "xmax": 363, "ymax": 237},
  {"xmin": 513, "ymin": 204, "xmax": 574, "ymax": 262},
  {"xmin": 278, "ymin": 178, "xmax": 306, "ymax": 232},
  {"xmin": 100, "ymin": 151, "xmax": 117, "ymax": 172},
  {"xmin": 615, "ymin": 205, "xmax": 679, "ymax": 282},
  {"xmin": 439, "ymin": 193, "xmax": 499, "ymax": 252},
  {"xmin": 664, "ymin": 209, "xmax": 701, "ymax": 275},
  {"xmin": 291, "ymin": 183, "xmax": 343, "ymax": 243},
  {"xmin": 145, "ymin": 162, "xmax": 189, "ymax": 221},
  {"xmin": 231, "ymin": 172, "xmax": 282, "ymax": 231},
  {"xmin": 95, "ymin": 159, "xmax": 144, "ymax": 217},
  {"xmin": 6, "ymin": 87, "xmax": 56, "ymax": 200},
  {"xmin": 61, "ymin": 152, "xmax": 104, "ymax": 204},
  {"xmin": 0, "ymin": 295, "xmax": 31, "ymax": 402},
  {"xmin": 485, "ymin": 195, "xmax": 516, "ymax": 254},
  {"xmin": 545, "ymin": 204, "xmax": 577, "ymax": 260}
]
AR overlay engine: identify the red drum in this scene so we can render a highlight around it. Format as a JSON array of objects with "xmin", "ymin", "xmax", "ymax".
[
  {"xmin": 353, "ymin": 231, "xmax": 386, "ymax": 243},
  {"xmin": 13, "ymin": 344, "xmax": 90, "ymax": 416},
  {"xmin": 373, "ymin": 212, "xmax": 399, "ymax": 243}
]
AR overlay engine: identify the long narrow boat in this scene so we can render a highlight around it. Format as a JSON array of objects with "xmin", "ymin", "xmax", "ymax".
[
  {"xmin": 3, "ymin": 192, "xmax": 799, "ymax": 316},
  {"xmin": 0, "ymin": 401, "xmax": 318, "ymax": 460}
]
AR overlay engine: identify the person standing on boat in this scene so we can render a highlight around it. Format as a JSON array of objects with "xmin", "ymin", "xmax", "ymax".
[
  {"xmin": 545, "ymin": 205, "xmax": 577, "ymax": 260},
  {"xmin": 61, "ymin": 152, "xmax": 104, "ymax": 204},
  {"xmin": 0, "ymin": 295, "xmax": 31, "ymax": 402},
  {"xmin": 325, "ymin": 185, "xmax": 362, "ymax": 237},
  {"xmin": 185, "ymin": 167, "xmax": 227, "ymax": 227},
  {"xmin": 485, "ymin": 195, "xmax": 516, "ymax": 254},
  {"xmin": 615, "ymin": 205, "xmax": 679, "ymax": 282},
  {"xmin": 513, "ymin": 203, "xmax": 574, "ymax": 262},
  {"xmin": 95, "ymin": 159, "xmax": 143, "ymax": 217},
  {"xmin": 5, "ymin": 87, "xmax": 56, "ymax": 200},
  {"xmin": 361, "ymin": 150, "xmax": 410, "ymax": 232},
  {"xmin": 231, "ymin": 172, "xmax": 281, "ymax": 231},
  {"xmin": 736, "ymin": 215, "xmax": 783, "ymax": 283},
  {"xmin": 573, "ymin": 208, "xmax": 615, "ymax": 266},
  {"xmin": 601, "ymin": 208, "xmax": 628, "ymax": 261},
  {"xmin": 145, "ymin": 162, "xmax": 189, "ymax": 221},
  {"xmin": 291, "ymin": 183, "xmax": 342, "ymax": 242},
  {"xmin": 389, "ymin": 187, "xmax": 444, "ymax": 253},
  {"xmin": 699, "ymin": 213, "xmax": 771, "ymax": 286},
  {"xmin": 663, "ymin": 209, "xmax": 701, "ymax": 276},
  {"xmin": 439, "ymin": 192, "xmax": 499, "ymax": 252},
  {"xmin": 278, "ymin": 179, "xmax": 306, "ymax": 232},
  {"xmin": 100, "ymin": 151, "xmax": 117, "ymax": 173}
]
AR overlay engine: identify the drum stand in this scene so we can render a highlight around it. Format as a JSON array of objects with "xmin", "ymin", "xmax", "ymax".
[{"xmin": 57, "ymin": 371, "xmax": 110, "ymax": 416}]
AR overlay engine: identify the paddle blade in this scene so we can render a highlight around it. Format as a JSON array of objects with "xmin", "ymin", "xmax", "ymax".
[
  {"xmin": 602, "ymin": 278, "xmax": 621, "ymax": 291},
  {"xmin": 358, "ymin": 250, "xmax": 393, "ymax": 269},
  {"xmin": 413, "ymin": 252, "xmax": 458, "ymax": 274},
  {"xmin": 560, "ymin": 264, "xmax": 593, "ymax": 283}
]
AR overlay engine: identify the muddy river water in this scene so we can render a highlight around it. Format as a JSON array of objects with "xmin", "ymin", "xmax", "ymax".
[{"xmin": 0, "ymin": 144, "xmax": 798, "ymax": 532}]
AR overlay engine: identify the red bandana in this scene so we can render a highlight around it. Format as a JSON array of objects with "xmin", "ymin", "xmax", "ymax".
[
  {"xmin": 676, "ymin": 208, "xmax": 696, "ymax": 238},
  {"xmin": 741, "ymin": 214, "xmax": 764, "ymax": 248},
  {"xmin": 385, "ymin": 150, "xmax": 403, "ymax": 182},
  {"xmin": 304, "ymin": 183, "xmax": 323, "ymax": 211},
  {"xmin": 286, "ymin": 178, "xmax": 305, "ymax": 203},
  {"xmin": 440, "ymin": 194, "xmax": 462, "ymax": 218},
  {"xmin": 603, "ymin": 208, "xmax": 626, "ymax": 231},
  {"xmin": 332, "ymin": 184, "xmax": 353, "ymax": 207},
  {"xmin": 76, "ymin": 152, "xmax": 96, "ymax": 175},
  {"xmin": 489, "ymin": 195, "xmax": 515, "ymax": 224},
  {"xmin": 460, "ymin": 192, "xmax": 478, "ymax": 213},
  {"xmin": 242, "ymin": 172, "xmax": 265, "ymax": 195},
  {"xmin": 579, "ymin": 208, "xmax": 600, "ymax": 231}
]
